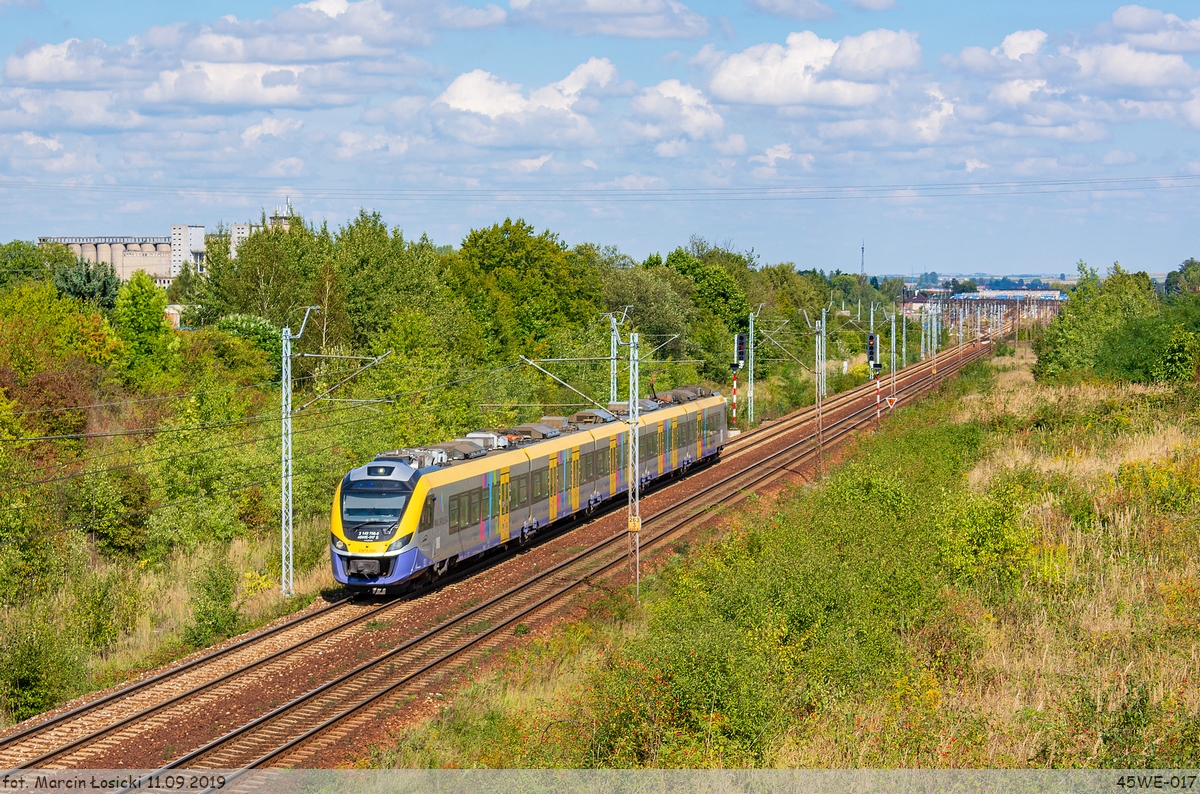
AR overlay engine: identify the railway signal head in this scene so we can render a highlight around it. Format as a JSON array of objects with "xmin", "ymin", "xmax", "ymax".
[
  {"xmin": 734, "ymin": 333, "xmax": 747, "ymax": 369},
  {"xmin": 867, "ymin": 333, "xmax": 878, "ymax": 368}
]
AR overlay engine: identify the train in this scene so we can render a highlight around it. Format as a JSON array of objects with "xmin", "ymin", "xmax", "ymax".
[{"xmin": 329, "ymin": 386, "xmax": 729, "ymax": 592}]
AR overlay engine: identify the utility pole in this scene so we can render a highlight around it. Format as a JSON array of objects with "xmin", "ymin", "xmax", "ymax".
[
  {"xmin": 890, "ymin": 310, "xmax": 897, "ymax": 398},
  {"xmin": 820, "ymin": 307, "xmax": 828, "ymax": 397},
  {"xmin": 281, "ymin": 305, "xmax": 319, "ymax": 598},
  {"xmin": 609, "ymin": 313, "xmax": 619, "ymax": 405},
  {"xmin": 902, "ymin": 306, "xmax": 907, "ymax": 368},
  {"xmin": 627, "ymin": 332, "xmax": 641, "ymax": 600},
  {"xmin": 815, "ymin": 316, "xmax": 823, "ymax": 472},
  {"xmin": 748, "ymin": 309, "xmax": 756, "ymax": 426}
]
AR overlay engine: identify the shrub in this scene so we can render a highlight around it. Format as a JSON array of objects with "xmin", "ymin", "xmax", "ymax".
[
  {"xmin": 184, "ymin": 556, "xmax": 240, "ymax": 647},
  {"xmin": 935, "ymin": 491, "xmax": 1030, "ymax": 584},
  {"xmin": 0, "ymin": 610, "xmax": 86, "ymax": 722}
]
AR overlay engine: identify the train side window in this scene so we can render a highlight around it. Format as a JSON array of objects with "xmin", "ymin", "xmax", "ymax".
[
  {"xmin": 597, "ymin": 448, "xmax": 609, "ymax": 476},
  {"xmin": 469, "ymin": 490, "xmax": 481, "ymax": 525},
  {"xmin": 449, "ymin": 495, "xmax": 460, "ymax": 531},
  {"xmin": 517, "ymin": 475, "xmax": 529, "ymax": 508},
  {"xmin": 532, "ymin": 469, "xmax": 546, "ymax": 500},
  {"xmin": 584, "ymin": 452, "xmax": 594, "ymax": 482}
]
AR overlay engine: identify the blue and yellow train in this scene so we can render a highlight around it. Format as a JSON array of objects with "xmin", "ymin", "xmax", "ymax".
[{"xmin": 329, "ymin": 386, "xmax": 728, "ymax": 592}]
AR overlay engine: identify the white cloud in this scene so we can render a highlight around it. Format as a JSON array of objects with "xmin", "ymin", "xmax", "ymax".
[
  {"xmin": 993, "ymin": 30, "xmax": 1047, "ymax": 60},
  {"xmin": 334, "ymin": 130, "xmax": 407, "ymax": 158},
  {"xmin": 242, "ymin": 116, "xmax": 303, "ymax": 143},
  {"xmin": 745, "ymin": 0, "xmax": 834, "ymax": 22},
  {"xmin": 710, "ymin": 29, "xmax": 921, "ymax": 107},
  {"xmin": 988, "ymin": 78, "xmax": 1047, "ymax": 106},
  {"xmin": 829, "ymin": 28, "xmax": 921, "ymax": 79},
  {"xmin": 1112, "ymin": 5, "xmax": 1200, "ymax": 53},
  {"xmin": 630, "ymin": 79, "xmax": 723, "ymax": 139},
  {"xmin": 750, "ymin": 142, "xmax": 792, "ymax": 166},
  {"xmin": 15, "ymin": 131, "xmax": 62, "ymax": 151},
  {"xmin": 434, "ymin": 57, "xmax": 618, "ymax": 145},
  {"xmin": 499, "ymin": 153, "xmax": 554, "ymax": 172},
  {"xmin": 654, "ymin": 138, "xmax": 688, "ymax": 157},
  {"xmin": 509, "ymin": 0, "xmax": 709, "ymax": 39},
  {"xmin": 601, "ymin": 173, "xmax": 667, "ymax": 189},
  {"xmin": 1070, "ymin": 43, "xmax": 1194, "ymax": 88},
  {"xmin": 1102, "ymin": 149, "xmax": 1138, "ymax": 164},
  {"xmin": 965, "ymin": 158, "xmax": 988, "ymax": 172},
  {"xmin": 713, "ymin": 133, "xmax": 746, "ymax": 154},
  {"xmin": 847, "ymin": 0, "xmax": 895, "ymax": 9},
  {"xmin": 263, "ymin": 156, "xmax": 305, "ymax": 176},
  {"xmin": 581, "ymin": 158, "xmax": 598, "ymax": 169}
]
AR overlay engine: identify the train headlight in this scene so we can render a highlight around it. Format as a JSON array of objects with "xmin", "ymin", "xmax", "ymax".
[
  {"xmin": 331, "ymin": 534, "xmax": 347, "ymax": 551},
  {"xmin": 387, "ymin": 532, "xmax": 413, "ymax": 553}
]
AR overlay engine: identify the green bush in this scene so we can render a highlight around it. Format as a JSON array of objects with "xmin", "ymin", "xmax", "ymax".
[
  {"xmin": 935, "ymin": 491, "xmax": 1030, "ymax": 584},
  {"xmin": 184, "ymin": 556, "xmax": 240, "ymax": 647},
  {"xmin": 0, "ymin": 611, "xmax": 86, "ymax": 722}
]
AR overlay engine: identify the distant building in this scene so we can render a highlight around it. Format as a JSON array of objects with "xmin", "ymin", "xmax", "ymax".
[
  {"xmin": 170, "ymin": 225, "xmax": 207, "ymax": 277},
  {"xmin": 40, "ymin": 221, "xmax": 260, "ymax": 287},
  {"xmin": 37, "ymin": 236, "xmax": 174, "ymax": 287}
]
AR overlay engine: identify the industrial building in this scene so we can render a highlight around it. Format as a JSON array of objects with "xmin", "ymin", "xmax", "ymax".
[{"xmin": 40, "ymin": 223, "xmax": 254, "ymax": 287}]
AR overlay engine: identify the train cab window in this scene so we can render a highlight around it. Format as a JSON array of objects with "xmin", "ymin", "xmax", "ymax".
[{"xmin": 419, "ymin": 495, "xmax": 436, "ymax": 530}]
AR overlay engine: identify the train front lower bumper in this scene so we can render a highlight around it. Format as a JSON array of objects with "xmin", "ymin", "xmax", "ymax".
[{"xmin": 331, "ymin": 547, "xmax": 432, "ymax": 588}]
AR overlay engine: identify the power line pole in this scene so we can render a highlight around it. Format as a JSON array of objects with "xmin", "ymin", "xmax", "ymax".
[
  {"xmin": 747, "ymin": 309, "xmax": 756, "ymax": 426},
  {"xmin": 609, "ymin": 313, "xmax": 619, "ymax": 405},
  {"xmin": 627, "ymin": 332, "xmax": 641, "ymax": 600},
  {"xmin": 280, "ymin": 305, "xmax": 319, "ymax": 598},
  {"xmin": 820, "ymin": 307, "xmax": 828, "ymax": 398},
  {"xmin": 890, "ymin": 310, "xmax": 897, "ymax": 398},
  {"xmin": 815, "ymin": 315, "xmax": 823, "ymax": 472},
  {"xmin": 902, "ymin": 304, "xmax": 907, "ymax": 368}
]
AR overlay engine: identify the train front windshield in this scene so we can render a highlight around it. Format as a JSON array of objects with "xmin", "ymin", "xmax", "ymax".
[{"xmin": 341, "ymin": 489, "xmax": 409, "ymax": 526}]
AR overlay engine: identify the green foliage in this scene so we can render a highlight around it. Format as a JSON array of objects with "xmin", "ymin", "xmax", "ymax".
[
  {"xmin": 0, "ymin": 240, "xmax": 75, "ymax": 290},
  {"xmin": 0, "ymin": 611, "xmax": 86, "ymax": 723},
  {"xmin": 184, "ymin": 556, "xmax": 241, "ymax": 647},
  {"xmin": 664, "ymin": 246, "xmax": 750, "ymax": 331},
  {"xmin": 935, "ymin": 491, "xmax": 1030, "ymax": 584},
  {"xmin": 1034, "ymin": 261, "xmax": 1160, "ymax": 381},
  {"xmin": 569, "ymin": 396, "xmax": 987, "ymax": 765},
  {"xmin": 1165, "ymin": 258, "xmax": 1200, "ymax": 296},
  {"xmin": 216, "ymin": 313, "xmax": 282, "ymax": 363},
  {"xmin": 113, "ymin": 271, "xmax": 171, "ymax": 362},
  {"xmin": 1150, "ymin": 327, "xmax": 1200, "ymax": 384},
  {"xmin": 53, "ymin": 259, "xmax": 122, "ymax": 308}
]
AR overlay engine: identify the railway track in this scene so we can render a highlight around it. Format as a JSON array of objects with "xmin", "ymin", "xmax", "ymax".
[{"xmin": 2, "ymin": 338, "xmax": 993, "ymax": 772}]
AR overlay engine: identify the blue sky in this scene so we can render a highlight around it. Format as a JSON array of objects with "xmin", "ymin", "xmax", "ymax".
[{"xmin": 1, "ymin": 0, "xmax": 1198, "ymax": 276}]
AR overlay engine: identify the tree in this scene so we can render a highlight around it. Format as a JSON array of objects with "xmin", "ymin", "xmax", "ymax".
[
  {"xmin": 0, "ymin": 241, "xmax": 75, "ymax": 290},
  {"xmin": 1033, "ymin": 261, "xmax": 1159, "ymax": 380},
  {"xmin": 113, "ymin": 271, "xmax": 170, "ymax": 361},
  {"xmin": 53, "ymin": 259, "xmax": 121, "ymax": 308},
  {"xmin": 216, "ymin": 314, "xmax": 281, "ymax": 365},
  {"xmin": 664, "ymin": 247, "xmax": 750, "ymax": 331},
  {"xmin": 1165, "ymin": 258, "xmax": 1200, "ymax": 296}
]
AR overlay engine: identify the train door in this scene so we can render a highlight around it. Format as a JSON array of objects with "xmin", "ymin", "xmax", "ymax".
[
  {"xmin": 498, "ymin": 467, "xmax": 511, "ymax": 543},
  {"xmin": 657, "ymin": 421, "xmax": 665, "ymax": 476},
  {"xmin": 670, "ymin": 417, "xmax": 678, "ymax": 472},
  {"xmin": 570, "ymin": 447, "xmax": 580, "ymax": 513},
  {"xmin": 609, "ymin": 436, "xmax": 618, "ymax": 496},
  {"xmin": 548, "ymin": 455, "xmax": 558, "ymax": 522}
]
